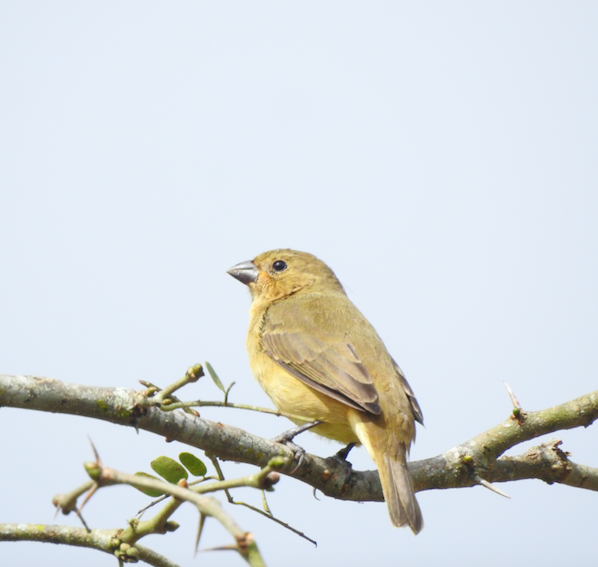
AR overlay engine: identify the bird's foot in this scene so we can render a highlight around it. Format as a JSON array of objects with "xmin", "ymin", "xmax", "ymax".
[
  {"xmin": 271, "ymin": 420, "xmax": 322, "ymax": 473},
  {"xmin": 325, "ymin": 443, "xmax": 355, "ymax": 476},
  {"xmin": 333, "ymin": 442, "xmax": 356, "ymax": 463}
]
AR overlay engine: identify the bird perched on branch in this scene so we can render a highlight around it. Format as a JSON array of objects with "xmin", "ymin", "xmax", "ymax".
[{"xmin": 227, "ymin": 249, "xmax": 424, "ymax": 533}]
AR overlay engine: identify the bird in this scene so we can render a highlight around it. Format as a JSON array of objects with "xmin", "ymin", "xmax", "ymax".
[{"xmin": 227, "ymin": 249, "xmax": 423, "ymax": 533}]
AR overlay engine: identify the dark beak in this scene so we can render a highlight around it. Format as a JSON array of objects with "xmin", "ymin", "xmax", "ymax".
[{"xmin": 227, "ymin": 260, "xmax": 260, "ymax": 285}]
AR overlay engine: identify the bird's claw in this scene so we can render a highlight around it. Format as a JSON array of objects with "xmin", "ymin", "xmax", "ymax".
[
  {"xmin": 333, "ymin": 442, "xmax": 356, "ymax": 463},
  {"xmin": 284, "ymin": 440, "xmax": 307, "ymax": 473},
  {"xmin": 271, "ymin": 420, "xmax": 322, "ymax": 473}
]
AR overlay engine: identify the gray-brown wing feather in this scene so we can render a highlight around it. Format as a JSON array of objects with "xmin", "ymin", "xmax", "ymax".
[
  {"xmin": 392, "ymin": 358, "xmax": 424, "ymax": 425},
  {"xmin": 261, "ymin": 322, "xmax": 381, "ymax": 415}
]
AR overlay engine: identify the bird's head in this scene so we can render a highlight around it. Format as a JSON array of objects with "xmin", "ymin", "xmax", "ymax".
[{"xmin": 227, "ymin": 249, "xmax": 345, "ymax": 304}]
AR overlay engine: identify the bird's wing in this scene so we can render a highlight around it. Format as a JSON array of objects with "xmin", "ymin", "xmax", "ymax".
[
  {"xmin": 391, "ymin": 358, "xmax": 424, "ymax": 425},
  {"xmin": 261, "ymin": 306, "xmax": 381, "ymax": 415}
]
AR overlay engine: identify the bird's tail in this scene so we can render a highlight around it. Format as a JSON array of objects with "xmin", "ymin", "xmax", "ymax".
[
  {"xmin": 351, "ymin": 416, "xmax": 423, "ymax": 534},
  {"xmin": 377, "ymin": 444, "xmax": 423, "ymax": 534}
]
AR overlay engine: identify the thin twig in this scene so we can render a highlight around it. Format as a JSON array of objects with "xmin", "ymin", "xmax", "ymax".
[{"xmin": 160, "ymin": 399, "xmax": 287, "ymax": 417}]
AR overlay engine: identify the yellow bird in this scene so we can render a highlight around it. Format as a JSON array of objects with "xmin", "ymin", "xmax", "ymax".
[{"xmin": 227, "ymin": 249, "xmax": 423, "ymax": 533}]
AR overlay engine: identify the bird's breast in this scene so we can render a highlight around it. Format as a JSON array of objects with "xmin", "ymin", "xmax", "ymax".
[{"xmin": 246, "ymin": 331, "xmax": 360, "ymax": 445}]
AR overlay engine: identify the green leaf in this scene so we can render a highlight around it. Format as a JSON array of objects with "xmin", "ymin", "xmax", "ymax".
[
  {"xmin": 134, "ymin": 472, "xmax": 165, "ymax": 497},
  {"xmin": 179, "ymin": 452, "xmax": 207, "ymax": 477},
  {"xmin": 205, "ymin": 361, "xmax": 225, "ymax": 393},
  {"xmin": 150, "ymin": 456, "xmax": 189, "ymax": 484}
]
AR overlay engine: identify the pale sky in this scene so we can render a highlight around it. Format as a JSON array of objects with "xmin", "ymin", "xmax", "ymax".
[{"xmin": 1, "ymin": 3, "xmax": 597, "ymax": 566}]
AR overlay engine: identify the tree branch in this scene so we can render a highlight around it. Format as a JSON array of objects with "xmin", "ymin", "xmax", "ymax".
[
  {"xmin": 1, "ymin": 374, "xmax": 596, "ymax": 504},
  {"xmin": 0, "ymin": 523, "xmax": 179, "ymax": 567}
]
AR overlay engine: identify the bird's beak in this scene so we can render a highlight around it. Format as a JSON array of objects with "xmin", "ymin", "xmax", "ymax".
[{"xmin": 227, "ymin": 260, "xmax": 260, "ymax": 285}]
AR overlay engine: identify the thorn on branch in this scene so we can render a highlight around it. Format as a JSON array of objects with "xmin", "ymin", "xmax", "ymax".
[
  {"xmin": 473, "ymin": 475, "xmax": 511, "ymax": 499},
  {"xmin": 461, "ymin": 452, "xmax": 510, "ymax": 498},
  {"xmin": 194, "ymin": 513, "xmax": 206, "ymax": 557},
  {"xmin": 198, "ymin": 544, "xmax": 238, "ymax": 553},
  {"xmin": 504, "ymin": 382, "xmax": 526, "ymax": 423}
]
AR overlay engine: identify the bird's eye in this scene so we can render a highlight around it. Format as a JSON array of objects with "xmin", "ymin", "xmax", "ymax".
[{"xmin": 272, "ymin": 260, "xmax": 288, "ymax": 272}]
